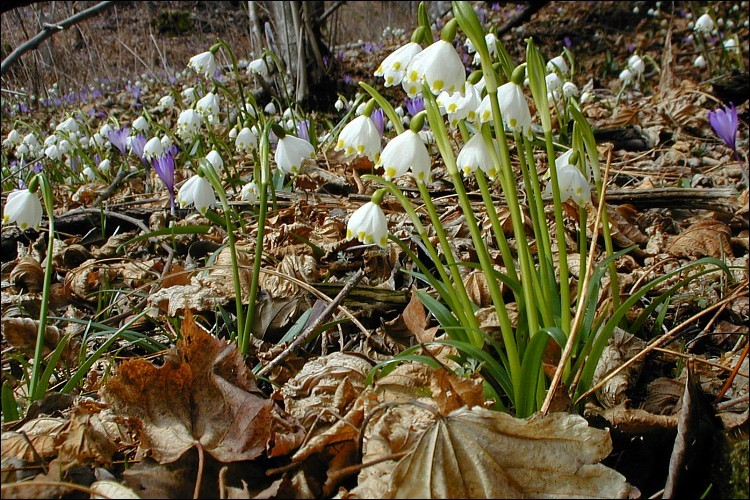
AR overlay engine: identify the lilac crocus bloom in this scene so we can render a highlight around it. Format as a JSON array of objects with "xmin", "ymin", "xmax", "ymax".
[
  {"xmin": 708, "ymin": 103, "xmax": 738, "ymax": 151},
  {"xmin": 343, "ymin": 74, "xmax": 354, "ymax": 85},
  {"xmin": 297, "ymin": 120, "xmax": 311, "ymax": 142},
  {"xmin": 152, "ymin": 150, "xmax": 176, "ymax": 212},
  {"xmin": 405, "ymin": 96, "xmax": 425, "ymax": 117},
  {"xmin": 129, "ymin": 134, "xmax": 149, "ymax": 166},
  {"xmin": 108, "ymin": 126, "xmax": 130, "ymax": 155},
  {"xmin": 371, "ymin": 108, "xmax": 385, "ymax": 136}
]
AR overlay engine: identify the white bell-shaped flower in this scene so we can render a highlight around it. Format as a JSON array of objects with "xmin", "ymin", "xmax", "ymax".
[
  {"xmin": 693, "ymin": 55, "xmax": 707, "ymax": 68},
  {"xmin": 264, "ymin": 102, "xmax": 277, "ymax": 115},
  {"xmin": 378, "ymin": 129, "xmax": 431, "ymax": 181},
  {"xmin": 694, "ymin": 13, "xmax": 714, "ymax": 33},
  {"xmin": 196, "ymin": 92, "xmax": 219, "ymax": 119},
  {"xmin": 45, "ymin": 144, "xmax": 61, "ymax": 160},
  {"xmin": 3, "ymin": 129, "xmax": 22, "ymax": 148},
  {"xmin": 546, "ymin": 55, "xmax": 569, "ymax": 75},
  {"xmin": 176, "ymin": 175, "xmax": 216, "ymax": 214},
  {"xmin": 158, "ymin": 95, "xmax": 175, "ymax": 109},
  {"xmin": 241, "ymin": 181, "xmax": 260, "ymax": 203},
  {"xmin": 235, "ymin": 127, "xmax": 257, "ymax": 153},
  {"xmin": 627, "ymin": 54, "xmax": 645, "ymax": 76},
  {"xmin": 437, "ymin": 83, "xmax": 481, "ymax": 125},
  {"xmin": 205, "ymin": 150, "xmax": 224, "ymax": 173},
  {"xmin": 3, "ymin": 189, "xmax": 43, "ymax": 230},
  {"xmin": 143, "ymin": 136, "xmax": 164, "ymax": 160},
  {"xmin": 545, "ymin": 72, "xmax": 562, "ymax": 91},
  {"xmin": 132, "ymin": 116, "xmax": 149, "ymax": 132},
  {"xmin": 549, "ymin": 164, "xmax": 591, "ymax": 206},
  {"xmin": 456, "ymin": 133, "xmax": 496, "ymax": 179},
  {"xmin": 247, "ymin": 58, "xmax": 270, "ymax": 78},
  {"xmin": 176, "ymin": 109, "xmax": 202, "ymax": 141},
  {"xmin": 335, "ymin": 115, "xmax": 381, "ymax": 162},
  {"xmin": 374, "ymin": 42, "xmax": 422, "ymax": 87},
  {"xmin": 562, "ymin": 82, "xmax": 579, "ymax": 99},
  {"xmin": 98, "ymin": 158, "xmax": 111, "ymax": 173},
  {"xmin": 181, "ymin": 87, "xmax": 198, "ymax": 104},
  {"xmin": 497, "ymin": 81, "xmax": 533, "ymax": 137},
  {"xmin": 275, "ymin": 134, "xmax": 315, "ymax": 175},
  {"xmin": 402, "ymin": 40, "xmax": 466, "ymax": 98},
  {"xmin": 83, "ymin": 166, "xmax": 97, "ymax": 181},
  {"xmin": 56, "ymin": 117, "xmax": 79, "ymax": 134},
  {"xmin": 619, "ymin": 68, "xmax": 633, "ymax": 84},
  {"xmin": 347, "ymin": 201, "xmax": 388, "ymax": 247},
  {"xmin": 188, "ymin": 51, "xmax": 218, "ymax": 78}
]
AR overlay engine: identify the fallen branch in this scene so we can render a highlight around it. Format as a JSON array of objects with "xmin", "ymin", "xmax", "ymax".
[{"xmin": 1, "ymin": 1, "xmax": 114, "ymax": 75}]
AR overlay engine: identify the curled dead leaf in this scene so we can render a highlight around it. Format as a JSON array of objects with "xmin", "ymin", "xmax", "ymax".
[
  {"xmin": 668, "ymin": 219, "xmax": 733, "ymax": 259},
  {"xmin": 9, "ymin": 256, "xmax": 45, "ymax": 293}
]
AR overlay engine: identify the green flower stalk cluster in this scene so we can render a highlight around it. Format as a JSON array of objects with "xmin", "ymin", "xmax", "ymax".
[{"xmin": 344, "ymin": 0, "xmax": 628, "ymax": 416}]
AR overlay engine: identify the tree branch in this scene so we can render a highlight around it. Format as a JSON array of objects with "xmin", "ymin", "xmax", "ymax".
[{"xmin": 1, "ymin": 1, "xmax": 114, "ymax": 75}]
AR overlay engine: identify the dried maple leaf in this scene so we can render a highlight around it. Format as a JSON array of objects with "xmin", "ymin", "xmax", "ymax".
[
  {"xmin": 387, "ymin": 406, "xmax": 639, "ymax": 499},
  {"xmin": 103, "ymin": 309, "xmax": 302, "ymax": 464}
]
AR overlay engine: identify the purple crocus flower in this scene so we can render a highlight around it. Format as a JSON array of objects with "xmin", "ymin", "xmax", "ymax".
[
  {"xmin": 297, "ymin": 120, "xmax": 311, "ymax": 142},
  {"xmin": 371, "ymin": 108, "xmax": 385, "ymax": 136},
  {"xmin": 709, "ymin": 103, "xmax": 738, "ymax": 151},
  {"xmin": 342, "ymin": 74, "xmax": 354, "ymax": 85},
  {"xmin": 152, "ymin": 150, "xmax": 176, "ymax": 213},
  {"xmin": 709, "ymin": 102, "xmax": 747, "ymax": 185},
  {"xmin": 108, "ymin": 126, "xmax": 130, "ymax": 155},
  {"xmin": 405, "ymin": 96, "xmax": 425, "ymax": 117},
  {"xmin": 129, "ymin": 134, "xmax": 149, "ymax": 166},
  {"xmin": 363, "ymin": 42, "xmax": 374, "ymax": 53}
]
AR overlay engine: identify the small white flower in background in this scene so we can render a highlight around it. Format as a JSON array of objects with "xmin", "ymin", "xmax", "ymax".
[
  {"xmin": 545, "ymin": 72, "xmax": 562, "ymax": 91},
  {"xmin": 548, "ymin": 164, "xmax": 591, "ymax": 206},
  {"xmin": 472, "ymin": 32, "xmax": 498, "ymax": 65},
  {"xmin": 335, "ymin": 115, "xmax": 381, "ymax": 162},
  {"xmin": 176, "ymin": 109, "xmax": 202, "ymax": 141},
  {"xmin": 355, "ymin": 102, "xmax": 367, "ymax": 116},
  {"xmin": 45, "ymin": 144, "xmax": 61, "ymax": 160},
  {"xmin": 497, "ymin": 81, "xmax": 533, "ymax": 137},
  {"xmin": 235, "ymin": 127, "xmax": 257, "ymax": 153},
  {"xmin": 275, "ymin": 134, "xmax": 315, "ymax": 175},
  {"xmin": 83, "ymin": 166, "xmax": 97, "ymax": 181},
  {"xmin": 23, "ymin": 133, "xmax": 40, "ymax": 150},
  {"xmin": 418, "ymin": 129, "xmax": 435, "ymax": 146},
  {"xmin": 285, "ymin": 118, "xmax": 295, "ymax": 131},
  {"xmin": 205, "ymin": 150, "xmax": 224, "ymax": 173},
  {"xmin": 562, "ymin": 81, "xmax": 579, "ymax": 99},
  {"xmin": 724, "ymin": 37, "xmax": 739, "ymax": 51},
  {"xmin": 3, "ymin": 189, "xmax": 43, "ymax": 230},
  {"xmin": 346, "ymin": 201, "xmax": 388, "ymax": 247},
  {"xmin": 247, "ymin": 58, "xmax": 270, "ymax": 78},
  {"xmin": 17, "ymin": 144, "xmax": 29, "ymax": 155},
  {"xmin": 99, "ymin": 123, "xmax": 112, "ymax": 139},
  {"xmin": 181, "ymin": 87, "xmax": 198, "ymax": 104},
  {"xmin": 229, "ymin": 127, "xmax": 239, "ymax": 140},
  {"xmin": 402, "ymin": 40, "xmax": 466, "ymax": 98},
  {"xmin": 160, "ymin": 135, "xmax": 173, "ymax": 150},
  {"xmin": 374, "ymin": 41, "xmax": 422, "ymax": 87},
  {"xmin": 98, "ymin": 158, "xmax": 111, "ymax": 173},
  {"xmin": 57, "ymin": 139, "xmax": 71, "ymax": 155},
  {"xmin": 282, "ymin": 107, "xmax": 293, "ymax": 120},
  {"xmin": 132, "ymin": 116, "xmax": 149, "ymax": 132},
  {"xmin": 196, "ymin": 92, "xmax": 219, "ymax": 119},
  {"xmin": 56, "ymin": 117, "xmax": 79, "ymax": 134},
  {"xmin": 619, "ymin": 68, "xmax": 633, "ymax": 84},
  {"xmin": 3, "ymin": 129, "xmax": 22, "ymax": 148},
  {"xmin": 378, "ymin": 129, "xmax": 431, "ymax": 181},
  {"xmin": 92, "ymin": 133, "xmax": 106, "ymax": 148},
  {"xmin": 627, "ymin": 54, "xmax": 645, "ymax": 76},
  {"xmin": 240, "ymin": 181, "xmax": 260, "ymax": 203},
  {"xmin": 546, "ymin": 55, "xmax": 569, "ymax": 75},
  {"xmin": 477, "ymin": 93, "xmax": 493, "ymax": 124},
  {"xmin": 143, "ymin": 137, "xmax": 164, "ymax": 160},
  {"xmin": 694, "ymin": 13, "xmax": 714, "ymax": 33},
  {"xmin": 335, "ymin": 98, "xmax": 346, "ymax": 111},
  {"xmin": 457, "ymin": 133, "xmax": 496, "ymax": 179},
  {"xmin": 264, "ymin": 102, "xmax": 277, "ymax": 115},
  {"xmin": 693, "ymin": 55, "xmax": 707, "ymax": 68},
  {"xmin": 188, "ymin": 51, "xmax": 218, "ymax": 78},
  {"xmin": 44, "ymin": 134, "xmax": 57, "ymax": 146},
  {"xmin": 176, "ymin": 175, "xmax": 216, "ymax": 214},
  {"xmin": 158, "ymin": 95, "xmax": 175, "ymax": 109}
]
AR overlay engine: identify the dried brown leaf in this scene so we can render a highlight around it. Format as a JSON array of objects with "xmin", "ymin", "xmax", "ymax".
[
  {"xmin": 592, "ymin": 327, "xmax": 647, "ymax": 408},
  {"xmin": 90, "ymin": 480, "xmax": 141, "ymax": 499},
  {"xmin": 668, "ymin": 219, "xmax": 734, "ymax": 258},
  {"xmin": 2, "ymin": 317, "xmax": 61, "ymax": 358},
  {"xmin": 387, "ymin": 407, "xmax": 639, "ymax": 499},
  {"xmin": 1, "ymin": 417, "xmax": 68, "ymax": 462},
  {"xmin": 104, "ymin": 309, "xmax": 301, "ymax": 464}
]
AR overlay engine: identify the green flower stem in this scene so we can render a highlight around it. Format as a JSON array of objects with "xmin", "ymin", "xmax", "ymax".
[
  {"xmin": 29, "ymin": 174, "xmax": 56, "ymax": 402},
  {"xmin": 416, "ymin": 179, "xmax": 480, "ymax": 336},
  {"xmin": 457, "ymin": 120, "xmax": 518, "ymax": 281},
  {"xmin": 359, "ymin": 82, "xmax": 405, "ymax": 134},
  {"xmin": 541, "ymin": 129, "xmax": 572, "ymax": 334},
  {"xmin": 218, "ymin": 39, "xmax": 253, "ymax": 125},
  {"xmin": 479, "ymin": 106, "xmax": 540, "ymax": 339},
  {"xmin": 362, "ymin": 175, "xmax": 464, "ymax": 328},
  {"xmin": 422, "ymin": 87, "xmax": 520, "ymax": 398},
  {"xmin": 516, "ymin": 131, "xmax": 555, "ymax": 327},
  {"xmin": 241, "ymin": 121, "xmax": 274, "ymax": 355},
  {"xmin": 202, "ymin": 161, "xmax": 245, "ymax": 346}
]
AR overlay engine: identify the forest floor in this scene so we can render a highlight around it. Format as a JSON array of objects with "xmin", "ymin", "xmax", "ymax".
[{"xmin": 1, "ymin": 1, "xmax": 749, "ymax": 499}]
